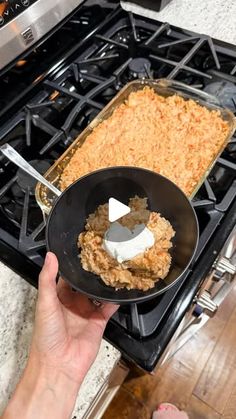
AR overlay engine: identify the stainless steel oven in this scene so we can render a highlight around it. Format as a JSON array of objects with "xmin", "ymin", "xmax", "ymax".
[
  {"xmin": 0, "ymin": 0, "xmax": 236, "ymax": 374},
  {"xmin": 0, "ymin": 0, "xmax": 83, "ymax": 70}
]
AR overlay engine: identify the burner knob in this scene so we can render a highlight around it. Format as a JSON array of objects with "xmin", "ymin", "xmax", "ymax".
[
  {"xmin": 193, "ymin": 290, "xmax": 218, "ymax": 317},
  {"xmin": 213, "ymin": 256, "xmax": 236, "ymax": 281}
]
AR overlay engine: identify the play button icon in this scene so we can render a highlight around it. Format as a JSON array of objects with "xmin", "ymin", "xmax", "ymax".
[
  {"xmin": 108, "ymin": 197, "xmax": 131, "ymax": 222},
  {"xmin": 85, "ymin": 172, "xmax": 150, "ymax": 243}
]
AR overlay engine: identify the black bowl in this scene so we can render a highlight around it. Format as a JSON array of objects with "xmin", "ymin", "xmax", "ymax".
[{"xmin": 46, "ymin": 167, "xmax": 199, "ymax": 304}]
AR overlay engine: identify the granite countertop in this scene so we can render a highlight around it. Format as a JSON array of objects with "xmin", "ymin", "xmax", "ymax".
[
  {"xmin": 121, "ymin": 0, "xmax": 236, "ymax": 45},
  {"xmin": 0, "ymin": 262, "xmax": 120, "ymax": 418}
]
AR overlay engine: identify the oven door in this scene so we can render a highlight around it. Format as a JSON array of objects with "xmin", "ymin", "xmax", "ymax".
[{"xmin": 157, "ymin": 225, "xmax": 236, "ymax": 368}]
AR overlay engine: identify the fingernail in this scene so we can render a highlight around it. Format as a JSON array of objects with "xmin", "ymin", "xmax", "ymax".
[{"xmin": 45, "ymin": 252, "xmax": 51, "ymax": 266}]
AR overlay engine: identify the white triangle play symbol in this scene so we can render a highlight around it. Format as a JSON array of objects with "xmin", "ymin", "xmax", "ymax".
[{"xmin": 108, "ymin": 198, "xmax": 131, "ymax": 223}]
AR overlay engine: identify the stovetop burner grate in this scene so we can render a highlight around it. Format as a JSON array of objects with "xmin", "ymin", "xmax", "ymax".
[{"xmin": 0, "ymin": 1, "xmax": 236, "ymax": 370}]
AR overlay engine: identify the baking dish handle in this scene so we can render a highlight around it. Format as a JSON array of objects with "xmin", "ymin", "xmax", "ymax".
[{"xmin": 157, "ymin": 78, "xmax": 221, "ymax": 107}]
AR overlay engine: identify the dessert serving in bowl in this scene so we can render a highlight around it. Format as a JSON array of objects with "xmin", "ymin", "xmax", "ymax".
[
  {"xmin": 46, "ymin": 166, "xmax": 199, "ymax": 304},
  {"xmin": 0, "ymin": 145, "xmax": 199, "ymax": 303}
]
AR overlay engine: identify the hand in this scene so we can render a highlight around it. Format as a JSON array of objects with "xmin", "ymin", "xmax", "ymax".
[
  {"xmin": 31, "ymin": 252, "xmax": 118, "ymax": 385},
  {"xmin": 3, "ymin": 252, "xmax": 118, "ymax": 419}
]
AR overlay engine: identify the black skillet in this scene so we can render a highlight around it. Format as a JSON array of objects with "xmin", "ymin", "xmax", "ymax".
[{"xmin": 0, "ymin": 145, "xmax": 199, "ymax": 304}]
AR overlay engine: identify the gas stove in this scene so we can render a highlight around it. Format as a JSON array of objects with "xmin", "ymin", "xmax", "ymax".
[{"xmin": 0, "ymin": 0, "xmax": 236, "ymax": 372}]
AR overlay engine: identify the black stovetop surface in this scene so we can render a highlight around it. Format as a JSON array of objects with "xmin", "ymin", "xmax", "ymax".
[{"xmin": 0, "ymin": 0, "xmax": 236, "ymax": 371}]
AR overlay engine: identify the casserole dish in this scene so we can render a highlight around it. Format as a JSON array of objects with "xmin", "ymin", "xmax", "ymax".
[{"xmin": 35, "ymin": 79, "xmax": 236, "ymax": 214}]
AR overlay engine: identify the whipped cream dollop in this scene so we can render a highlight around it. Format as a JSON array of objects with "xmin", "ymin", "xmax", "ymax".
[{"xmin": 103, "ymin": 221, "xmax": 155, "ymax": 263}]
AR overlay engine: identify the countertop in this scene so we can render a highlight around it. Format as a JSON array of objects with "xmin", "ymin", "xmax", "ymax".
[
  {"xmin": 121, "ymin": 0, "xmax": 236, "ymax": 45},
  {"xmin": 0, "ymin": 262, "xmax": 120, "ymax": 418}
]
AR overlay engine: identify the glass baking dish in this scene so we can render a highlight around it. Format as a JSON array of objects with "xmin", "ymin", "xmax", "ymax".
[{"xmin": 35, "ymin": 79, "xmax": 236, "ymax": 214}]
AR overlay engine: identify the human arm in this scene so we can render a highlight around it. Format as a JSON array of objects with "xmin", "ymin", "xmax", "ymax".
[{"xmin": 2, "ymin": 252, "xmax": 118, "ymax": 419}]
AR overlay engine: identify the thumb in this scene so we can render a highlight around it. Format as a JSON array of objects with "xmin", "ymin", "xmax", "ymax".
[
  {"xmin": 100, "ymin": 303, "xmax": 119, "ymax": 322},
  {"xmin": 38, "ymin": 252, "xmax": 59, "ymax": 305}
]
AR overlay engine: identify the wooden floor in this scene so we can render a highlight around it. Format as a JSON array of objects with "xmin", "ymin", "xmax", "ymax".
[{"xmin": 103, "ymin": 283, "xmax": 236, "ymax": 419}]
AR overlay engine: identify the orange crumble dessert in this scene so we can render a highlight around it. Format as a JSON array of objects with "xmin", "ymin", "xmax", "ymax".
[{"xmin": 60, "ymin": 87, "xmax": 229, "ymax": 196}]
